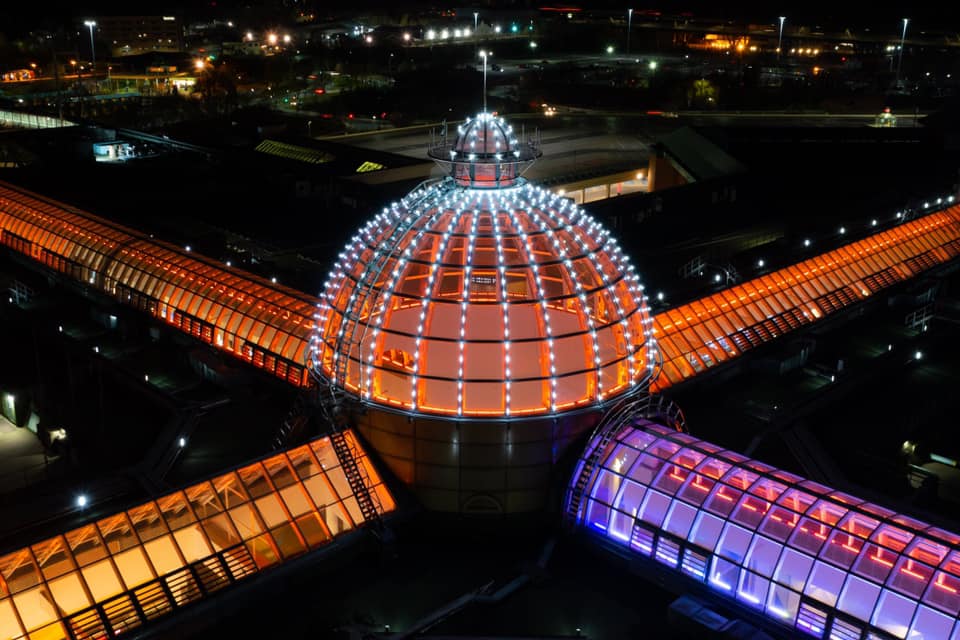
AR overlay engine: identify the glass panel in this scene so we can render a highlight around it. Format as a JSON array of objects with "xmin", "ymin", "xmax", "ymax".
[
  {"xmin": 65, "ymin": 525, "xmax": 107, "ymax": 567},
  {"xmin": 263, "ymin": 454, "xmax": 298, "ymax": 489},
  {"xmin": 201, "ymin": 514, "xmax": 241, "ymax": 551},
  {"xmin": 128, "ymin": 502, "xmax": 167, "ymax": 543},
  {"xmin": 47, "ymin": 572, "xmax": 91, "ymax": 615},
  {"xmin": 286, "ymin": 445, "xmax": 322, "ymax": 479},
  {"xmin": 237, "ymin": 463, "xmax": 273, "ymax": 498},
  {"xmin": 907, "ymin": 604, "xmax": 955, "ymax": 640},
  {"xmin": 97, "ymin": 514, "xmax": 140, "ymax": 555},
  {"xmin": 688, "ymin": 510, "xmax": 725, "ymax": 551},
  {"xmin": 246, "ymin": 533, "xmax": 280, "ymax": 569},
  {"xmin": 774, "ymin": 548, "xmax": 814, "ymax": 591},
  {"xmin": 13, "ymin": 586, "xmax": 58, "ymax": 632},
  {"xmin": 761, "ymin": 505, "xmax": 801, "ymax": 542},
  {"xmin": 871, "ymin": 589, "xmax": 916, "ymax": 639},
  {"xmin": 737, "ymin": 570, "xmax": 770, "ymax": 609},
  {"xmin": 270, "ymin": 523, "xmax": 307, "ymax": 559},
  {"xmin": 144, "ymin": 535, "xmax": 184, "ymax": 576},
  {"xmin": 184, "ymin": 482, "xmax": 223, "ymax": 519},
  {"xmin": 294, "ymin": 513, "xmax": 331, "ymax": 549},
  {"xmin": 677, "ymin": 473, "xmax": 715, "ymax": 507},
  {"xmin": 254, "ymin": 494, "xmax": 290, "ymax": 530},
  {"xmin": 854, "ymin": 543, "xmax": 898, "ymax": 583},
  {"xmin": 924, "ymin": 570, "xmax": 960, "ymax": 616},
  {"xmin": 716, "ymin": 522, "xmax": 752, "ymax": 564},
  {"xmin": 309, "ymin": 438, "xmax": 339, "ymax": 470},
  {"xmin": 156, "ymin": 492, "xmax": 196, "ymax": 531},
  {"xmin": 173, "ymin": 524, "xmax": 213, "ymax": 563},
  {"xmin": 837, "ymin": 574, "xmax": 882, "ymax": 622},
  {"xmin": 821, "ymin": 528, "xmax": 863, "ymax": 569},
  {"xmin": 889, "ymin": 556, "xmax": 935, "ymax": 599},
  {"xmin": 766, "ymin": 583, "xmax": 801, "ymax": 623},
  {"xmin": 709, "ymin": 555, "xmax": 739, "ymax": 593},
  {"xmin": 804, "ymin": 560, "xmax": 846, "ymax": 606},
  {"xmin": 30, "ymin": 538, "xmax": 73, "ymax": 581},
  {"xmin": 637, "ymin": 490, "xmax": 671, "ymax": 528},
  {"xmin": 744, "ymin": 536, "xmax": 783, "ymax": 578},
  {"xmin": 704, "ymin": 484, "xmax": 742, "ymax": 518},
  {"xmin": 662, "ymin": 500, "xmax": 697, "ymax": 539},
  {"xmin": 212, "ymin": 472, "xmax": 249, "ymax": 509},
  {"xmin": 229, "ymin": 504, "xmax": 265, "ymax": 541},
  {"xmin": 0, "ymin": 599, "xmax": 25, "ymax": 639},
  {"xmin": 81, "ymin": 559, "xmax": 124, "ymax": 601},
  {"xmin": 279, "ymin": 485, "xmax": 314, "ymax": 519},
  {"xmin": 113, "ymin": 547, "xmax": 155, "ymax": 590}
]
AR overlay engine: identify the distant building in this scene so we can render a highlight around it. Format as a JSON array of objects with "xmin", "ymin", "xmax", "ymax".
[{"xmin": 96, "ymin": 15, "xmax": 184, "ymax": 57}]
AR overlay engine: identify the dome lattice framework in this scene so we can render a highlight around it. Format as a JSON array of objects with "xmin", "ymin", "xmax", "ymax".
[{"xmin": 312, "ymin": 175, "xmax": 657, "ymax": 418}]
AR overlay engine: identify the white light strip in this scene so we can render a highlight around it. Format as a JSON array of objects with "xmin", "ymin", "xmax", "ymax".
[
  {"xmin": 503, "ymin": 197, "xmax": 559, "ymax": 412},
  {"xmin": 334, "ymin": 204, "xmax": 403, "ymax": 388},
  {"xmin": 358, "ymin": 189, "xmax": 444, "ymax": 400},
  {"xmin": 564, "ymin": 202, "xmax": 643, "ymax": 390},
  {"xmin": 409, "ymin": 193, "xmax": 460, "ymax": 410},
  {"xmin": 457, "ymin": 200, "xmax": 481, "ymax": 416},
  {"xmin": 527, "ymin": 184, "xmax": 604, "ymax": 403},
  {"xmin": 490, "ymin": 195, "xmax": 512, "ymax": 415}
]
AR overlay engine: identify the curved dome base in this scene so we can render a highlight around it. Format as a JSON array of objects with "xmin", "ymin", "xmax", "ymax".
[{"xmin": 353, "ymin": 405, "xmax": 604, "ymax": 513}]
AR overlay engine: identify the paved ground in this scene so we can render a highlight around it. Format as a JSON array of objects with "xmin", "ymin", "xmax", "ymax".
[{"xmin": 0, "ymin": 414, "xmax": 52, "ymax": 495}]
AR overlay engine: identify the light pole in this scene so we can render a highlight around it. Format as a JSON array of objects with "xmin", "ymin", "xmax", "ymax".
[
  {"xmin": 479, "ymin": 50, "xmax": 490, "ymax": 113},
  {"xmin": 84, "ymin": 20, "xmax": 97, "ymax": 77},
  {"xmin": 627, "ymin": 8, "xmax": 633, "ymax": 55},
  {"xmin": 473, "ymin": 11, "xmax": 479, "ymax": 55},
  {"xmin": 777, "ymin": 16, "xmax": 785, "ymax": 60},
  {"xmin": 895, "ymin": 18, "xmax": 909, "ymax": 89}
]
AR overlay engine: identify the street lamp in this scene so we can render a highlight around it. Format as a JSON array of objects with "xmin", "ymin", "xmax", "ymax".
[
  {"xmin": 895, "ymin": 18, "xmax": 909, "ymax": 88},
  {"xmin": 777, "ymin": 16, "xmax": 785, "ymax": 59},
  {"xmin": 84, "ymin": 20, "xmax": 97, "ymax": 76},
  {"xmin": 627, "ymin": 8, "xmax": 633, "ymax": 55}
]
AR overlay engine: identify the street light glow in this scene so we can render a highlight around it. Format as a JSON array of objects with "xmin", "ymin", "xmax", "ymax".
[{"xmin": 606, "ymin": 45, "xmax": 614, "ymax": 54}]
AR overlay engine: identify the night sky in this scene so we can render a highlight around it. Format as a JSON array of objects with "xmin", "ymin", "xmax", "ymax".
[{"xmin": 2, "ymin": 0, "xmax": 958, "ymax": 37}]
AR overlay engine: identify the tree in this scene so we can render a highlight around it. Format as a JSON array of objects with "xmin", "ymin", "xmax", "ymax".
[
  {"xmin": 687, "ymin": 78, "xmax": 718, "ymax": 109},
  {"xmin": 194, "ymin": 61, "xmax": 237, "ymax": 116}
]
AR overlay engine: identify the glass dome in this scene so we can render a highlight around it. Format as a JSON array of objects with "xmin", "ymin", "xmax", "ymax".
[
  {"xmin": 312, "ymin": 176, "xmax": 656, "ymax": 418},
  {"xmin": 427, "ymin": 112, "xmax": 540, "ymax": 189}
]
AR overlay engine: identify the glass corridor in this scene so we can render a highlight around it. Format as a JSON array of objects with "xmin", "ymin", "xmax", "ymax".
[
  {"xmin": 572, "ymin": 420, "xmax": 960, "ymax": 639},
  {"xmin": 0, "ymin": 431, "xmax": 394, "ymax": 640}
]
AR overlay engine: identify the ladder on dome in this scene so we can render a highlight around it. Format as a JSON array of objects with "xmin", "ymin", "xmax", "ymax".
[
  {"xmin": 563, "ymin": 393, "xmax": 686, "ymax": 529},
  {"xmin": 328, "ymin": 428, "xmax": 385, "ymax": 530}
]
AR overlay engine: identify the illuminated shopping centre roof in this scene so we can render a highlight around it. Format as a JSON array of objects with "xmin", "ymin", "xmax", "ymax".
[{"xmin": 313, "ymin": 113, "xmax": 656, "ymax": 418}]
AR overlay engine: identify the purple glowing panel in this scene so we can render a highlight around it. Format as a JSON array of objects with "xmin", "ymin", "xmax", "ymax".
[{"xmin": 569, "ymin": 418, "xmax": 960, "ymax": 639}]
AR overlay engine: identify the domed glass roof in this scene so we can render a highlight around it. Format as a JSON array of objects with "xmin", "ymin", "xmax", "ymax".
[{"xmin": 312, "ymin": 177, "xmax": 656, "ymax": 418}]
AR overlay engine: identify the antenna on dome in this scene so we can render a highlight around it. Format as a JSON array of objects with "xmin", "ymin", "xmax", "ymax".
[{"xmin": 479, "ymin": 50, "xmax": 491, "ymax": 113}]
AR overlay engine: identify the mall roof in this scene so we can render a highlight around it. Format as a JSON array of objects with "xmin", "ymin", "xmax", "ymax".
[
  {"xmin": 0, "ymin": 431, "xmax": 393, "ymax": 640},
  {"xmin": 570, "ymin": 418, "xmax": 960, "ymax": 639}
]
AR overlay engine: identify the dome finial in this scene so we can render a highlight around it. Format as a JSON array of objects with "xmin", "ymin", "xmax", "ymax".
[{"xmin": 428, "ymin": 112, "xmax": 541, "ymax": 188}]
